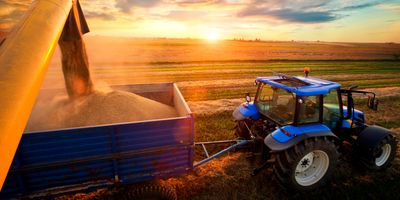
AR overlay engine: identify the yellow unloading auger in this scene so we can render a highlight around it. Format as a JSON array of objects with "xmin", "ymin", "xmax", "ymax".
[{"xmin": 0, "ymin": 0, "xmax": 88, "ymax": 190}]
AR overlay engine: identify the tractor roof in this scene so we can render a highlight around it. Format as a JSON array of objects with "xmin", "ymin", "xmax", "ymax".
[{"xmin": 256, "ymin": 74, "xmax": 341, "ymax": 96}]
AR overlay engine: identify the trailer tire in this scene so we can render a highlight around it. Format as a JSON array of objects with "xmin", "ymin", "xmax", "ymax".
[
  {"xmin": 125, "ymin": 183, "xmax": 177, "ymax": 200},
  {"xmin": 358, "ymin": 134, "xmax": 397, "ymax": 171},
  {"xmin": 272, "ymin": 137, "xmax": 338, "ymax": 191}
]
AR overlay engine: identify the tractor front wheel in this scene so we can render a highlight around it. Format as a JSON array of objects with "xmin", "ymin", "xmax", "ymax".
[{"xmin": 273, "ymin": 137, "xmax": 338, "ymax": 191}]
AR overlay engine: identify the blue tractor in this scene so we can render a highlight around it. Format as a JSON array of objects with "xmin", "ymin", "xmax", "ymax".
[{"xmin": 233, "ymin": 71, "xmax": 397, "ymax": 191}]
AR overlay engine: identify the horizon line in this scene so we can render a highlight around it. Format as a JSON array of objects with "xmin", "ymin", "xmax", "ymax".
[{"xmin": 85, "ymin": 34, "xmax": 400, "ymax": 44}]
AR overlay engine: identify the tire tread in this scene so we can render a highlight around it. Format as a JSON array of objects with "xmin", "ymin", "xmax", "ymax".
[{"xmin": 272, "ymin": 136, "xmax": 338, "ymax": 191}]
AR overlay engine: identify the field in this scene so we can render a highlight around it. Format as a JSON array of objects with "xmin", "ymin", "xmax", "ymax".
[{"xmin": 42, "ymin": 37, "xmax": 400, "ymax": 199}]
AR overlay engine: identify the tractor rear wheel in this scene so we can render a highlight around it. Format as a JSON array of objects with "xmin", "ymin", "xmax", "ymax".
[
  {"xmin": 272, "ymin": 137, "xmax": 338, "ymax": 191},
  {"xmin": 359, "ymin": 134, "xmax": 397, "ymax": 170}
]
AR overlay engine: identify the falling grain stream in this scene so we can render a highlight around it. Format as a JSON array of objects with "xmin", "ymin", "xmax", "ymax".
[{"xmin": 59, "ymin": 38, "xmax": 93, "ymax": 99}]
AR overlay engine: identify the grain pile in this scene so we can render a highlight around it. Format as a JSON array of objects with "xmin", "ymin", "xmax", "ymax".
[{"xmin": 26, "ymin": 90, "xmax": 177, "ymax": 132}]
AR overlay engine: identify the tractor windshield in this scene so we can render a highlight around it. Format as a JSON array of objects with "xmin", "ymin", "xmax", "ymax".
[{"xmin": 255, "ymin": 83, "xmax": 295, "ymax": 125}]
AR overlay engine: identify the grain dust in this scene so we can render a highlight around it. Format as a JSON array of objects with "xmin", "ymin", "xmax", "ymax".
[
  {"xmin": 26, "ymin": 38, "xmax": 178, "ymax": 132},
  {"xmin": 26, "ymin": 90, "xmax": 177, "ymax": 132}
]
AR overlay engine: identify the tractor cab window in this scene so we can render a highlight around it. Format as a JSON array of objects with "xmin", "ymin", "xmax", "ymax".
[
  {"xmin": 298, "ymin": 96, "xmax": 320, "ymax": 124},
  {"xmin": 323, "ymin": 90, "xmax": 342, "ymax": 128},
  {"xmin": 255, "ymin": 83, "xmax": 295, "ymax": 125}
]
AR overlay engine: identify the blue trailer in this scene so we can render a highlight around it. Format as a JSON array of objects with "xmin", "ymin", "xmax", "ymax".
[{"xmin": 0, "ymin": 83, "xmax": 195, "ymax": 199}]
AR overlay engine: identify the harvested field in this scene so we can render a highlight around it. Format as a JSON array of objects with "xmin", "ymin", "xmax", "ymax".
[
  {"xmin": 46, "ymin": 37, "xmax": 400, "ymax": 65},
  {"xmin": 42, "ymin": 37, "xmax": 400, "ymax": 199}
]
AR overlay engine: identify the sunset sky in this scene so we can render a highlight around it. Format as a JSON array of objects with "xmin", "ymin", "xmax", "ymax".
[{"xmin": 1, "ymin": 0, "xmax": 399, "ymax": 42}]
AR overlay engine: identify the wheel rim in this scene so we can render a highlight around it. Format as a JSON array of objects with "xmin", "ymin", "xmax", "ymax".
[
  {"xmin": 295, "ymin": 150, "xmax": 330, "ymax": 187},
  {"xmin": 375, "ymin": 143, "xmax": 391, "ymax": 167}
]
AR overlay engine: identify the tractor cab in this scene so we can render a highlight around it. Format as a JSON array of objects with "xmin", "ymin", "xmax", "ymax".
[
  {"xmin": 253, "ymin": 74, "xmax": 342, "ymax": 129},
  {"xmin": 234, "ymin": 72, "xmax": 378, "ymax": 133}
]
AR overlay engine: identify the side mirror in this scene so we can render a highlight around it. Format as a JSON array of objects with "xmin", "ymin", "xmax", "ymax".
[
  {"xmin": 367, "ymin": 96, "xmax": 379, "ymax": 111},
  {"xmin": 245, "ymin": 92, "xmax": 251, "ymax": 103}
]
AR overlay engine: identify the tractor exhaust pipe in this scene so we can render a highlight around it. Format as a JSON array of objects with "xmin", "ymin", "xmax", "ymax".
[{"xmin": 304, "ymin": 67, "xmax": 310, "ymax": 77}]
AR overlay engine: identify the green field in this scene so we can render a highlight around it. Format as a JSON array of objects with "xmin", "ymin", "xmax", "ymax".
[
  {"xmin": 43, "ymin": 60, "xmax": 400, "ymax": 101},
  {"xmin": 48, "ymin": 38, "xmax": 400, "ymax": 199}
]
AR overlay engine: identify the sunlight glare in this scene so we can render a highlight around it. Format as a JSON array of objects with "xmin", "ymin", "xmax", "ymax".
[{"xmin": 205, "ymin": 30, "xmax": 220, "ymax": 41}]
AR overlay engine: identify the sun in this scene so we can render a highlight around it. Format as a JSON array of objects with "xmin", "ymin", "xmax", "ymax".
[{"xmin": 204, "ymin": 30, "xmax": 220, "ymax": 41}]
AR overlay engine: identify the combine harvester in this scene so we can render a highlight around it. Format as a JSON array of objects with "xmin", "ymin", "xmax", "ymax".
[{"xmin": 0, "ymin": 0, "xmax": 397, "ymax": 199}]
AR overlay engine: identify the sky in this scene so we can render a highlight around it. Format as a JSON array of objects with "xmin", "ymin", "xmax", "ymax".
[{"xmin": 0, "ymin": 0, "xmax": 399, "ymax": 42}]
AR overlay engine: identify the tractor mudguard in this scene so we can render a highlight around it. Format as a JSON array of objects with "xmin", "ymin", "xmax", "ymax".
[
  {"xmin": 355, "ymin": 125, "xmax": 392, "ymax": 152},
  {"xmin": 232, "ymin": 102, "xmax": 260, "ymax": 121},
  {"xmin": 264, "ymin": 124, "xmax": 338, "ymax": 151}
]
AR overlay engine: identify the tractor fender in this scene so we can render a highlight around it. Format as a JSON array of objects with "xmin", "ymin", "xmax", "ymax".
[
  {"xmin": 232, "ymin": 102, "xmax": 260, "ymax": 121},
  {"xmin": 355, "ymin": 125, "xmax": 392, "ymax": 152},
  {"xmin": 265, "ymin": 130, "xmax": 338, "ymax": 151}
]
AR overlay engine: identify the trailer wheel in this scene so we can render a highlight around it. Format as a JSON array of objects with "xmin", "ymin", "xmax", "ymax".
[
  {"xmin": 125, "ymin": 183, "xmax": 177, "ymax": 200},
  {"xmin": 272, "ymin": 137, "xmax": 338, "ymax": 191},
  {"xmin": 359, "ymin": 134, "xmax": 397, "ymax": 170}
]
